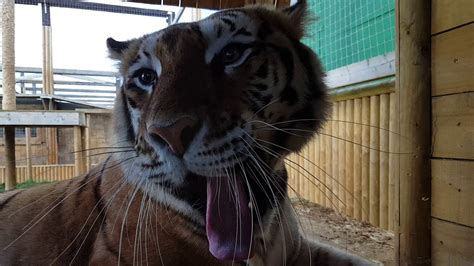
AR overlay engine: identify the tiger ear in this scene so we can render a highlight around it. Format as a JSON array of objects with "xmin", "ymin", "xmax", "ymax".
[
  {"xmin": 107, "ymin": 37, "xmax": 130, "ymax": 60},
  {"xmin": 282, "ymin": 0, "xmax": 309, "ymax": 39}
]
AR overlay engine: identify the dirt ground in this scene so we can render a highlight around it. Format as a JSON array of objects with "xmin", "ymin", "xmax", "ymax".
[{"xmin": 291, "ymin": 200, "xmax": 395, "ymax": 265}]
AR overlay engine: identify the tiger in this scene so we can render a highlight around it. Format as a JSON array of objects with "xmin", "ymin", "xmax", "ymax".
[{"xmin": 0, "ymin": 1, "xmax": 373, "ymax": 265}]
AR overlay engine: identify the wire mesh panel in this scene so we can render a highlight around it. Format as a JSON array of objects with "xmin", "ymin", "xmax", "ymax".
[{"xmin": 304, "ymin": 0, "xmax": 395, "ymax": 71}]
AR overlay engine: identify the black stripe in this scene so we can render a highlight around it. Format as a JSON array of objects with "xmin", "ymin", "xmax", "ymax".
[
  {"xmin": 257, "ymin": 21, "xmax": 273, "ymax": 40},
  {"xmin": 0, "ymin": 191, "xmax": 23, "ymax": 212},
  {"xmin": 255, "ymin": 61, "xmax": 269, "ymax": 78},
  {"xmin": 121, "ymin": 87, "xmax": 136, "ymax": 141},
  {"xmin": 221, "ymin": 18, "xmax": 236, "ymax": 32},
  {"xmin": 216, "ymin": 25, "xmax": 223, "ymax": 38},
  {"xmin": 249, "ymin": 82, "xmax": 268, "ymax": 91},
  {"xmin": 233, "ymin": 27, "xmax": 252, "ymax": 37}
]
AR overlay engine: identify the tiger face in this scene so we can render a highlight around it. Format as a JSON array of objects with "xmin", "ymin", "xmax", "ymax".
[{"xmin": 108, "ymin": 1, "xmax": 328, "ymax": 262}]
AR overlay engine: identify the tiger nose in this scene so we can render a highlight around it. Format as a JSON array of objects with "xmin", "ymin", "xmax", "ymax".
[{"xmin": 147, "ymin": 117, "xmax": 200, "ymax": 156}]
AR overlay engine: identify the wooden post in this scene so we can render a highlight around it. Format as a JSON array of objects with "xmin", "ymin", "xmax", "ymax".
[
  {"xmin": 353, "ymin": 98, "xmax": 362, "ymax": 220},
  {"xmin": 396, "ymin": 0, "xmax": 431, "ymax": 264},
  {"xmin": 25, "ymin": 128, "xmax": 33, "ymax": 180},
  {"xmin": 345, "ymin": 99, "xmax": 354, "ymax": 217},
  {"xmin": 42, "ymin": 3, "xmax": 54, "ymax": 96},
  {"xmin": 74, "ymin": 126, "xmax": 86, "ymax": 176},
  {"xmin": 380, "ymin": 94, "xmax": 390, "ymax": 229},
  {"xmin": 2, "ymin": 0, "xmax": 17, "ymax": 191},
  {"xmin": 361, "ymin": 97, "xmax": 370, "ymax": 222}
]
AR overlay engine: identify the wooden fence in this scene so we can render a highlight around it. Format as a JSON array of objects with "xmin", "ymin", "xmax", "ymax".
[
  {"xmin": 0, "ymin": 164, "xmax": 75, "ymax": 184},
  {"xmin": 287, "ymin": 90, "xmax": 397, "ymax": 231}
]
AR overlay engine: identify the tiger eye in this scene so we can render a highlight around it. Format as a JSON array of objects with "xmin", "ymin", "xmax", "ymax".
[
  {"xmin": 221, "ymin": 45, "xmax": 244, "ymax": 65},
  {"xmin": 138, "ymin": 69, "xmax": 156, "ymax": 86}
]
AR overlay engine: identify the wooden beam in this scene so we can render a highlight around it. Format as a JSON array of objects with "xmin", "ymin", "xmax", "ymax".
[
  {"xmin": 432, "ymin": 218, "xmax": 474, "ymax": 265},
  {"xmin": 0, "ymin": 111, "xmax": 86, "ymax": 127},
  {"xmin": 396, "ymin": 0, "xmax": 431, "ymax": 264},
  {"xmin": 432, "ymin": 24, "xmax": 474, "ymax": 96},
  {"xmin": 431, "ymin": 159, "xmax": 474, "ymax": 227},
  {"xmin": 432, "ymin": 92, "xmax": 474, "ymax": 160},
  {"xmin": 431, "ymin": 0, "xmax": 474, "ymax": 34}
]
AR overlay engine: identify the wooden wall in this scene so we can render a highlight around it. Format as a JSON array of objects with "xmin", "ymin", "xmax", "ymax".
[
  {"xmin": 0, "ymin": 164, "xmax": 75, "ymax": 184},
  {"xmin": 287, "ymin": 89, "xmax": 396, "ymax": 231},
  {"xmin": 431, "ymin": 0, "xmax": 473, "ymax": 264}
]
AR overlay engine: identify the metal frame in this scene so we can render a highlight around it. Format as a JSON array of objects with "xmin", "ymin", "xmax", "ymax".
[{"xmin": 15, "ymin": 0, "xmax": 174, "ymax": 24}]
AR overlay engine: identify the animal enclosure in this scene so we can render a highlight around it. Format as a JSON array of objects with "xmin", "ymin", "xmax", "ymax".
[{"xmin": 1, "ymin": 0, "xmax": 473, "ymax": 265}]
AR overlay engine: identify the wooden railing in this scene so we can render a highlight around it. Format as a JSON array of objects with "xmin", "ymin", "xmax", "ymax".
[
  {"xmin": 0, "ymin": 164, "xmax": 75, "ymax": 184},
  {"xmin": 287, "ymin": 78, "xmax": 397, "ymax": 231}
]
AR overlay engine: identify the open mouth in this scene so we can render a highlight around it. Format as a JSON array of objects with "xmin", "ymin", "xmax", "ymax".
[{"xmin": 205, "ymin": 174, "xmax": 253, "ymax": 261}]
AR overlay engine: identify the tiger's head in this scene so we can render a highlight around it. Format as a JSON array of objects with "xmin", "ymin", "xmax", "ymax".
[{"xmin": 107, "ymin": 0, "xmax": 328, "ymax": 262}]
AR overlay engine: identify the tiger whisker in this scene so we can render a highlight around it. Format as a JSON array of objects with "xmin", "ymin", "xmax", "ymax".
[
  {"xmin": 3, "ymin": 155, "xmax": 137, "ymax": 251},
  {"xmin": 239, "ymin": 141, "xmax": 290, "ymax": 262},
  {"xmin": 64, "ymin": 176, "xmax": 128, "ymax": 265},
  {"xmin": 245, "ymin": 96, "xmax": 282, "ymax": 122},
  {"xmin": 240, "ymin": 131, "xmax": 343, "ymax": 211},
  {"xmin": 253, "ymin": 136, "xmax": 370, "ymax": 217},
  {"xmin": 118, "ymin": 164, "xmax": 144, "ymax": 266},
  {"xmin": 249, "ymin": 119, "xmax": 408, "ymax": 154},
  {"xmin": 19, "ymin": 155, "xmax": 134, "ymax": 231}
]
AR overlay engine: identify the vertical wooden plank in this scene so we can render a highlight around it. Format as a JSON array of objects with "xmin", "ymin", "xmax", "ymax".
[
  {"xmin": 25, "ymin": 128, "xmax": 33, "ymax": 180},
  {"xmin": 319, "ymin": 124, "xmax": 327, "ymax": 206},
  {"xmin": 331, "ymin": 103, "xmax": 339, "ymax": 211},
  {"xmin": 313, "ymin": 137, "xmax": 320, "ymax": 204},
  {"xmin": 361, "ymin": 97, "xmax": 370, "ymax": 222},
  {"xmin": 353, "ymin": 98, "xmax": 362, "ymax": 220},
  {"xmin": 338, "ymin": 101, "xmax": 346, "ymax": 213},
  {"xmin": 389, "ymin": 93, "xmax": 399, "ymax": 232},
  {"xmin": 397, "ymin": 0, "xmax": 431, "ymax": 263},
  {"xmin": 369, "ymin": 95, "xmax": 380, "ymax": 226},
  {"xmin": 345, "ymin": 99, "xmax": 354, "ymax": 217},
  {"xmin": 74, "ymin": 126, "xmax": 86, "ymax": 176},
  {"xmin": 85, "ymin": 114, "xmax": 92, "ymax": 171},
  {"xmin": 325, "ymin": 112, "xmax": 333, "ymax": 208},
  {"xmin": 305, "ymin": 142, "xmax": 312, "ymax": 202},
  {"xmin": 380, "ymin": 94, "xmax": 390, "ymax": 230}
]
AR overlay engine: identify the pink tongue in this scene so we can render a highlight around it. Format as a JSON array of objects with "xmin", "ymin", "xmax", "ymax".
[{"xmin": 206, "ymin": 177, "xmax": 253, "ymax": 261}]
